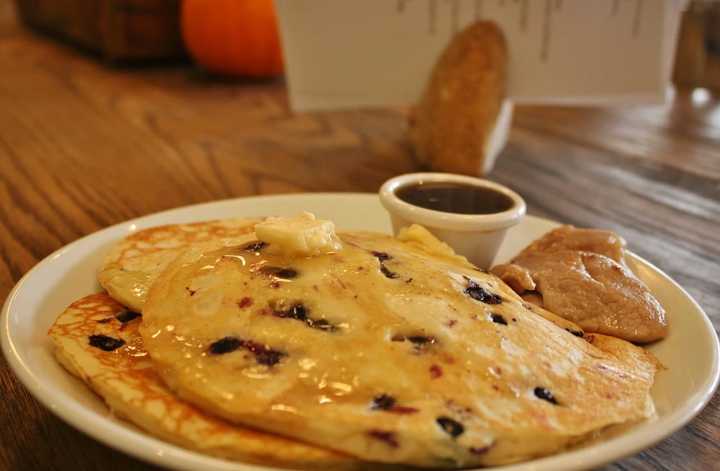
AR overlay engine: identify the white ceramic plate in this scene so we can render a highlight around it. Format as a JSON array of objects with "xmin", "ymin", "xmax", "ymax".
[{"xmin": 2, "ymin": 193, "xmax": 718, "ymax": 471}]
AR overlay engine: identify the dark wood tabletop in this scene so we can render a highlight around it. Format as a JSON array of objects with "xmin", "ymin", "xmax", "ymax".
[{"xmin": 1, "ymin": 3, "xmax": 719, "ymax": 471}]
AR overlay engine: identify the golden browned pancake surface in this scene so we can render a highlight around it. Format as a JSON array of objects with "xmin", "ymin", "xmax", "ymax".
[
  {"xmin": 99, "ymin": 218, "xmax": 260, "ymax": 312},
  {"xmin": 48, "ymin": 293, "xmax": 356, "ymax": 469}
]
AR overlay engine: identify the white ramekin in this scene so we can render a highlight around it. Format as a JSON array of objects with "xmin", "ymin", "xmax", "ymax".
[{"xmin": 379, "ymin": 172, "xmax": 526, "ymax": 268}]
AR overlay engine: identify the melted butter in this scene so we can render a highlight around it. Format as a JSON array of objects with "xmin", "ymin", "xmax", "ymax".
[
  {"xmin": 317, "ymin": 373, "xmax": 329, "ymax": 390},
  {"xmin": 248, "ymin": 260, "xmax": 268, "ymax": 273},
  {"xmin": 222, "ymin": 254, "xmax": 247, "ymax": 265},
  {"xmin": 271, "ymin": 404, "xmax": 298, "ymax": 414},
  {"xmin": 329, "ymin": 382, "xmax": 353, "ymax": 395},
  {"xmin": 255, "ymin": 213, "xmax": 342, "ymax": 256},
  {"xmin": 242, "ymin": 366, "xmax": 272, "ymax": 380},
  {"xmin": 298, "ymin": 358, "xmax": 317, "ymax": 370},
  {"xmin": 131, "ymin": 283, "xmax": 147, "ymax": 300},
  {"xmin": 125, "ymin": 338, "xmax": 149, "ymax": 358}
]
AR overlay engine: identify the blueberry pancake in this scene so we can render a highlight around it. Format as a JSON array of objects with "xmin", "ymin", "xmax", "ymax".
[
  {"xmin": 141, "ymin": 216, "xmax": 658, "ymax": 467},
  {"xmin": 99, "ymin": 218, "xmax": 260, "ymax": 312},
  {"xmin": 48, "ymin": 293, "xmax": 358, "ymax": 469}
]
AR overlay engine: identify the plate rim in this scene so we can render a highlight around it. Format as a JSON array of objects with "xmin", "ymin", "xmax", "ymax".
[{"xmin": 2, "ymin": 192, "xmax": 718, "ymax": 471}]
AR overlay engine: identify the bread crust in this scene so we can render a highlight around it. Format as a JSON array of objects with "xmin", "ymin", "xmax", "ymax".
[{"xmin": 409, "ymin": 21, "xmax": 507, "ymax": 176}]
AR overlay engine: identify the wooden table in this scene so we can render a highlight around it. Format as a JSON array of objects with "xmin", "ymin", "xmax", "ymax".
[{"xmin": 1, "ymin": 4, "xmax": 718, "ymax": 471}]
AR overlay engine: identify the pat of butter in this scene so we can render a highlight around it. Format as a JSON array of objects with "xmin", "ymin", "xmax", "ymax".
[{"xmin": 255, "ymin": 212, "xmax": 342, "ymax": 256}]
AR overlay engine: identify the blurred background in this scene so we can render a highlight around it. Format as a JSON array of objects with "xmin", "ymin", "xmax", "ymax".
[
  {"xmin": 4, "ymin": 0, "xmax": 720, "ymax": 91},
  {"xmin": 674, "ymin": 0, "xmax": 720, "ymax": 90}
]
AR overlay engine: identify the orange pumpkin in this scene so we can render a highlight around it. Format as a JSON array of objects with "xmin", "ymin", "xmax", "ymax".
[{"xmin": 181, "ymin": 0, "xmax": 284, "ymax": 77}]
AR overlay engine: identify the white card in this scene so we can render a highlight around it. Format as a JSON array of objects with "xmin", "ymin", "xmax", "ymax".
[{"xmin": 276, "ymin": 0, "xmax": 685, "ymax": 111}]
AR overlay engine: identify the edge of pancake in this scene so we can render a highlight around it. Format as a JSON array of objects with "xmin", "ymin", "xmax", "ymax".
[
  {"xmin": 99, "ymin": 219, "xmax": 261, "ymax": 312},
  {"xmin": 48, "ymin": 293, "xmax": 359, "ymax": 470}
]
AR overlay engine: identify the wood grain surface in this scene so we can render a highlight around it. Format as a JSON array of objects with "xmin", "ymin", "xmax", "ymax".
[{"xmin": 1, "ymin": 2, "xmax": 719, "ymax": 470}]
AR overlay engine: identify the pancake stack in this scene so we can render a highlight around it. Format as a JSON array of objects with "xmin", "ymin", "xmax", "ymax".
[{"xmin": 49, "ymin": 215, "xmax": 659, "ymax": 468}]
